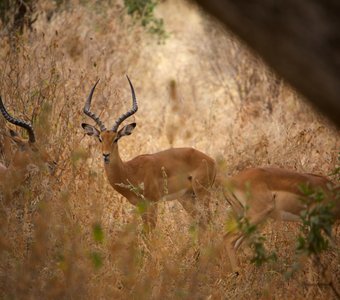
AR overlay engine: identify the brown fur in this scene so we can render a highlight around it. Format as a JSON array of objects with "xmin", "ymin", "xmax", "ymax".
[
  {"xmin": 84, "ymin": 126, "xmax": 217, "ymax": 231},
  {"xmin": 221, "ymin": 167, "xmax": 339, "ymax": 274},
  {"xmin": 0, "ymin": 133, "xmax": 55, "ymax": 198}
]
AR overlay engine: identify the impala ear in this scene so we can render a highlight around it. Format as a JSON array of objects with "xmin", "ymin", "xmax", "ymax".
[
  {"xmin": 9, "ymin": 129, "xmax": 19, "ymax": 137},
  {"xmin": 116, "ymin": 123, "xmax": 136, "ymax": 141},
  {"xmin": 8, "ymin": 129, "xmax": 25, "ymax": 148},
  {"xmin": 82, "ymin": 123, "xmax": 100, "ymax": 138}
]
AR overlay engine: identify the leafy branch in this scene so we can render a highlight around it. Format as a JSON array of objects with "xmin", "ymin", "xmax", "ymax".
[{"xmin": 124, "ymin": 0, "xmax": 168, "ymax": 42}]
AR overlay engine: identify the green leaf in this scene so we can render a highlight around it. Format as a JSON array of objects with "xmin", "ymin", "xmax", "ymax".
[
  {"xmin": 90, "ymin": 251, "xmax": 103, "ymax": 269},
  {"xmin": 92, "ymin": 223, "xmax": 104, "ymax": 243}
]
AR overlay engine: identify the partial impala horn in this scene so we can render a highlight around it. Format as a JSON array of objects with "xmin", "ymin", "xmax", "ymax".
[
  {"xmin": 84, "ymin": 80, "xmax": 106, "ymax": 132},
  {"xmin": 112, "ymin": 75, "xmax": 138, "ymax": 132},
  {"xmin": 0, "ymin": 96, "xmax": 36, "ymax": 143}
]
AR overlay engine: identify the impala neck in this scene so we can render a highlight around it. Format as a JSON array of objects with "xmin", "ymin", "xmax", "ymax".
[{"xmin": 104, "ymin": 144, "xmax": 127, "ymax": 182}]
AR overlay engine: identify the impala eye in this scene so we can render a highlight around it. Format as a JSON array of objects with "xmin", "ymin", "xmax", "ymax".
[{"xmin": 98, "ymin": 136, "xmax": 102, "ymax": 143}]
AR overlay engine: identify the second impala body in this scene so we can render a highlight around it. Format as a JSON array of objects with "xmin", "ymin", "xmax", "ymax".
[{"xmin": 0, "ymin": 96, "xmax": 56, "ymax": 195}]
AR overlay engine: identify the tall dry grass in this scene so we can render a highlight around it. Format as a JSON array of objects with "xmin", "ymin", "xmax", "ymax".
[{"xmin": 0, "ymin": 0, "xmax": 339, "ymax": 299}]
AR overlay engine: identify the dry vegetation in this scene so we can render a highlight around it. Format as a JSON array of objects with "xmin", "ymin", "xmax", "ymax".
[{"xmin": 0, "ymin": 0, "xmax": 339, "ymax": 299}]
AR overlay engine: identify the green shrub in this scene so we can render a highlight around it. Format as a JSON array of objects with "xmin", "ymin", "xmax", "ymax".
[
  {"xmin": 124, "ymin": 0, "xmax": 168, "ymax": 42},
  {"xmin": 296, "ymin": 184, "xmax": 335, "ymax": 255}
]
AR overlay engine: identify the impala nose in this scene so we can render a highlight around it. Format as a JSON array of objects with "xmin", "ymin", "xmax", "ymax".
[{"xmin": 103, "ymin": 153, "xmax": 110, "ymax": 164}]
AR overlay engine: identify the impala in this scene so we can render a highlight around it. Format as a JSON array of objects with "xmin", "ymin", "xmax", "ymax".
[
  {"xmin": 221, "ymin": 167, "xmax": 340, "ymax": 274},
  {"xmin": 81, "ymin": 76, "xmax": 217, "ymax": 231},
  {"xmin": 0, "ymin": 96, "xmax": 56, "ymax": 197}
]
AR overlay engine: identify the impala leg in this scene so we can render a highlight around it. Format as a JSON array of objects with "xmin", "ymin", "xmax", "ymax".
[
  {"xmin": 192, "ymin": 177, "xmax": 212, "ymax": 230},
  {"xmin": 140, "ymin": 201, "xmax": 158, "ymax": 234},
  {"xmin": 179, "ymin": 190, "xmax": 211, "ymax": 262},
  {"xmin": 179, "ymin": 190, "xmax": 210, "ymax": 231},
  {"xmin": 178, "ymin": 192, "xmax": 199, "ymax": 220},
  {"xmin": 178, "ymin": 193, "xmax": 204, "ymax": 260},
  {"xmin": 191, "ymin": 159, "xmax": 215, "ymax": 228},
  {"xmin": 224, "ymin": 231, "xmax": 243, "ymax": 275},
  {"xmin": 224, "ymin": 188, "xmax": 275, "ymax": 274}
]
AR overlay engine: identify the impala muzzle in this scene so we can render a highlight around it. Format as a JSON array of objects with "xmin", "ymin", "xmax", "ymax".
[{"xmin": 103, "ymin": 153, "xmax": 110, "ymax": 164}]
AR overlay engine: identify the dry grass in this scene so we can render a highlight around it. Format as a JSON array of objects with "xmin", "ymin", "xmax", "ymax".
[{"xmin": 0, "ymin": 0, "xmax": 339, "ymax": 299}]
